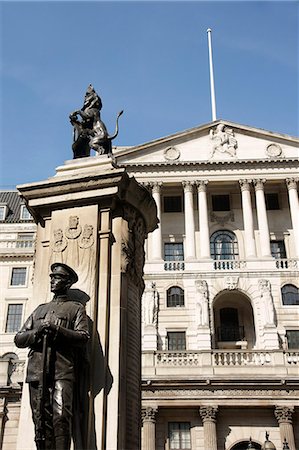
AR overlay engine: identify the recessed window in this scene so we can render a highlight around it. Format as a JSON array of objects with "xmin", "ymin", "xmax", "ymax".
[
  {"xmin": 16, "ymin": 233, "xmax": 34, "ymax": 248},
  {"xmin": 167, "ymin": 286, "xmax": 184, "ymax": 307},
  {"xmin": 212, "ymin": 194, "xmax": 230, "ymax": 211},
  {"xmin": 167, "ymin": 331, "xmax": 186, "ymax": 350},
  {"xmin": 0, "ymin": 205, "xmax": 7, "ymax": 221},
  {"xmin": 20, "ymin": 205, "xmax": 32, "ymax": 220},
  {"xmin": 210, "ymin": 230, "xmax": 239, "ymax": 260},
  {"xmin": 164, "ymin": 243, "xmax": 184, "ymax": 261},
  {"xmin": 10, "ymin": 267, "xmax": 27, "ymax": 286},
  {"xmin": 281, "ymin": 285, "xmax": 299, "ymax": 306},
  {"xmin": 169, "ymin": 422, "xmax": 191, "ymax": 450},
  {"xmin": 265, "ymin": 193, "xmax": 279, "ymax": 210},
  {"xmin": 270, "ymin": 240, "xmax": 286, "ymax": 259},
  {"xmin": 218, "ymin": 308, "xmax": 244, "ymax": 341},
  {"xmin": 286, "ymin": 330, "xmax": 299, "ymax": 349},
  {"xmin": 5, "ymin": 304, "xmax": 23, "ymax": 333},
  {"xmin": 164, "ymin": 196, "xmax": 182, "ymax": 213}
]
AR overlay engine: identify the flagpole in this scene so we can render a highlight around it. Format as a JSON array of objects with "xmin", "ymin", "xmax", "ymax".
[{"xmin": 207, "ymin": 28, "xmax": 217, "ymax": 121}]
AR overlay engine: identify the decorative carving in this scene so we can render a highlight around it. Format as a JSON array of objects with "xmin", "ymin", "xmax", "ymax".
[
  {"xmin": 274, "ymin": 406, "xmax": 294, "ymax": 424},
  {"xmin": 164, "ymin": 146, "xmax": 180, "ymax": 161},
  {"xmin": 79, "ymin": 225, "xmax": 94, "ymax": 249},
  {"xmin": 199, "ymin": 406, "xmax": 218, "ymax": 423},
  {"xmin": 195, "ymin": 280, "xmax": 209, "ymax": 327},
  {"xmin": 209, "ymin": 124, "xmax": 238, "ymax": 157},
  {"xmin": 196, "ymin": 180, "xmax": 209, "ymax": 192},
  {"xmin": 142, "ymin": 282, "xmax": 159, "ymax": 326},
  {"xmin": 258, "ymin": 279, "xmax": 275, "ymax": 326},
  {"xmin": 253, "ymin": 179, "xmax": 266, "ymax": 191},
  {"xmin": 182, "ymin": 180, "xmax": 194, "ymax": 193},
  {"xmin": 286, "ymin": 178, "xmax": 298, "ymax": 191},
  {"xmin": 266, "ymin": 143, "xmax": 282, "ymax": 158},
  {"xmin": 210, "ymin": 211, "xmax": 234, "ymax": 226},
  {"xmin": 142, "ymin": 406, "xmax": 158, "ymax": 423},
  {"xmin": 65, "ymin": 216, "xmax": 82, "ymax": 240},
  {"xmin": 51, "ymin": 228, "xmax": 68, "ymax": 253},
  {"xmin": 239, "ymin": 179, "xmax": 252, "ymax": 192},
  {"xmin": 151, "ymin": 182, "xmax": 163, "ymax": 195},
  {"xmin": 225, "ymin": 276, "xmax": 239, "ymax": 290},
  {"xmin": 142, "ymin": 389, "xmax": 299, "ymax": 399}
]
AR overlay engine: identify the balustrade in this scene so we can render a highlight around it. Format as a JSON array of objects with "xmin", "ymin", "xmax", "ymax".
[
  {"xmin": 213, "ymin": 260, "xmax": 246, "ymax": 270},
  {"xmin": 0, "ymin": 239, "xmax": 34, "ymax": 249},
  {"xmin": 212, "ymin": 350, "xmax": 272, "ymax": 366},
  {"xmin": 275, "ymin": 259, "xmax": 297, "ymax": 269},
  {"xmin": 164, "ymin": 261, "xmax": 185, "ymax": 271},
  {"xmin": 285, "ymin": 351, "xmax": 299, "ymax": 364},
  {"xmin": 156, "ymin": 351, "xmax": 199, "ymax": 366}
]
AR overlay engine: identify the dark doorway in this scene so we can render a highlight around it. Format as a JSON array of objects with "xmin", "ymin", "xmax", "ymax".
[{"xmin": 231, "ymin": 441, "xmax": 261, "ymax": 450}]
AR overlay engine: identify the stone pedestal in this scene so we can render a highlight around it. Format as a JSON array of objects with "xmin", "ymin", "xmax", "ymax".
[
  {"xmin": 142, "ymin": 325, "xmax": 158, "ymax": 351},
  {"xmin": 196, "ymin": 326, "xmax": 212, "ymax": 350},
  {"xmin": 263, "ymin": 325, "xmax": 279, "ymax": 350},
  {"xmin": 16, "ymin": 156, "xmax": 158, "ymax": 450}
]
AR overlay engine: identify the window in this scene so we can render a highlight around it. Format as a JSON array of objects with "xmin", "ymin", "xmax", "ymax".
[
  {"xmin": 167, "ymin": 287, "xmax": 184, "ymax": 307},
  {"xmin": 10, "ymin": 267, "xmax": 27, "ymax": 286},
  {"xmin": 210, "ymin": 230, "xmax": 238, "ymax": 260},
  {"xmin": 212, "ymin": 194, "xmax": 230, "ymax": 211},
  {"xmin": 20, "ymin": 205, "xmax": 32, "ymax": 220},
  {"xmin": 0, "ymin": 205, "xmax": 7, "ymax": 221},
  {"xmin": 169, "ymin": 422, "xmax": 191, "ymax": 450},
  {"xmin": 265, "ymin": 193, "xmax": 279, "ymax": 210},
  {"xmin": 282, "ymin": 285, "xmax": 299, "ymax": 306},
  {"xmin": 271, "ymin": 240, "xmax": 286, "ymax": 259},
  {"xmin": 218, "ymin": 308, "xmax": 244, "ymax": 341},
  {"xmin": 16, "ymin": 233, "xmax": 34, "ymax": 248},
  {"xmin": 164, "ymin": 196, "xmax": 182, "ymax": 213},
  {"xmin": 164, "ymin": 243, "xmax": 184, "ymax": 261},
  {"xmin": 5, "ymin": 304, "xmax": 23, "ymax": 333},
  {"xmin": 167, "ymin": 332, "xmax": 186, "ymax": 350},
  {"xmin": 286, "ymin": 330, "xmax": 299, "ymax": 349}
]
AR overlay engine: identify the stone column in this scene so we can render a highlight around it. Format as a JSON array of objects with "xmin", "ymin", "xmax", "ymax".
[
  {"xmin": 286, "ymin": 178, "xmax": 299, "ymax": 257},
  {"xmin": 196, "ymin": 181, "xmax": 211, "ymax": 259},
  {"xmin": 239, "ymin": 179, "xmax": 256, "ymax": 258},
  {"xmin": 141, "ymin": 407, "xmax": 158, "ymax": 450},
  {"xmin": 151, "ymin": 182, "xmax": 163, "ymax": 260},
  {"xmin": 182, "ymin": 181, "xmax": 196, "ymax": 260},
  {"xmin": 274, "ymin": 406, "xmax": 296, "ymax": 450},
  {"xmin": 199, "ymin": 406, "xmax": 218, "ymax": 450},
  {"xmin": 253, "ymin": 179, "xmax": 271, "ymax": 257}
]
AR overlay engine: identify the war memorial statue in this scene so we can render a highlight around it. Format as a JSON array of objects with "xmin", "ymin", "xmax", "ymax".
[
  {"xmin": 69, "ymin": 84, "xmax": 123, "ymax": 158},
  {"xmin": 15, "ymin": 263, "xmax": 90, "ymax": 450}
]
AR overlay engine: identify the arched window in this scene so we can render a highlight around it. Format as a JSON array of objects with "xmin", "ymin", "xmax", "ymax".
[
  {"xmin": 167, "ymin": 286, "xmax": 184, "ymax": 307},
  {"xmin": 210, "ymin": 230, "xmax": 239, "ymax": 260},
  {"xmin": 281, "ymin": 284, "xmax": 299, "ymax": 305}
]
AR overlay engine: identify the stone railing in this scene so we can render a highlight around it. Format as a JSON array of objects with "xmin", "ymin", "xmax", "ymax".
[
  {"xmin": 285, "ymin": 351, "xmax": 299, "ymax": 364},
  {"xmin": 156, "ymin": 351, "xmax": 199, "ymax": 366},
  {"xmin": 213, "ymin": 260, "xmax": 246, "ymax": 270},
  {"xmin": 275, "ymin": 259, "xmax": 297, "ymax": 269},
  {"xmin": 164, "ymin": 261, "xmax": 185, "ymax": 271},
  {"xmin": 212, "ymin": 350, "xmax": 272, "ymax": 366},
  {"xmin": 0, "ymin": 239, "xmax": 35, "ymax": 250}
]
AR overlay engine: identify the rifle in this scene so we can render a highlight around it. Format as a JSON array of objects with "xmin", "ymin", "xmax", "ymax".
[{"xmin": 35, "ymin": 332, "xmax": 48, "ymax": 450}]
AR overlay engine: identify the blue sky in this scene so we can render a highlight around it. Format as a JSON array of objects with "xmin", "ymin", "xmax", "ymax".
[{"xmin": 1, "ymin": 1, "xmax": 298, "ymax": 188}]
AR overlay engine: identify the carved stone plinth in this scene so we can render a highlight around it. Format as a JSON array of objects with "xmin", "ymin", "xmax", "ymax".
[{"xmin": 16, "ymin": 158, "xmax": 158, "ymax": 450}]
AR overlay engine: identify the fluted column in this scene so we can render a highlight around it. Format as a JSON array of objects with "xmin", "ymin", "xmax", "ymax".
[
  {"xmin": 199, "ymin": 406, "xmax": 218, "ymax": 450},
  {"xmin": 253, "ymin": 179, "xmax": 271, "ymax": 257},
  {"xmin": 182, "ymin": 181, "xmax": 196, "ymax": 260},
  {"xmin": 196, "ymin": 181, "xmax": 211, "ymax": 258},
  {"xmin": 274, "ymin": 406, "xmax": 296, "ymax": 450},
  {"xmin": 286, "ymin": 178, "xmax": 299, "ymax": 257},
  {"xmin": 151, "ymin": 182, "xmax": 163, "ymax": 260},
  {"xmin": 142, "ymin": 407, "xmax": 158, "ymax": 450},
  {"xmin": 239, "ymin": 179, "xmax": 256, "ymax": 258}
]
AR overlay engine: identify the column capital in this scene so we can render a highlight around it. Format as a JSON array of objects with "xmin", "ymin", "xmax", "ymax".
[
  {"xmin": 151, "ymin": 182, "xmax": 163, "ymax": 194},
  {"xmin": 182, "ymin": 180, "xmax": 195, "ymax": 192},
  {"xmin": 199, "ymin": 406, "xmax": 218, "ymax": 423},
  {"xmin": 142, "ymin": 406, "xmax": 158, "ymax": 423},
  {"xmin": 286, "ymin": 178, "xmax": 298, "ymax": 191},
  {"xmin": 274, "ymin": 406, "xmax": 294, "ymax": 424},
  {"xmin": 239, "ymin": 179, "xmax": 252, "ymax": 192},
  {"xmin": 253, "ymin": 179, "xmax": 266, "ymax": 191},
  {"xmin": 196, "ymin": 180, "xmax": 209, "ymax": 192}
]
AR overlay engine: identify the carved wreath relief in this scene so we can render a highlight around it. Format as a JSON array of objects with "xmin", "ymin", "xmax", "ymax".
[{"xmin": 209, "ymin": 124, "xmax": 238, "ymax": 158}]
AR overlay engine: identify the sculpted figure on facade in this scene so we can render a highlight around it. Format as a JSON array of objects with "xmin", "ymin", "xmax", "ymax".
[
  {"xmin": 50, "ymin": 228, "xmax": 68, "ymax": 264},
  {"xmin": 195, "ymin": 280, "xmax": 209, "ymax": 327},
  {"xmin": 258, "ymin": 279, "xmax": 275, "ymax": 326},
  {"xmin": 209, "ymin": 123, "xmax": 238, "ymax": 157},
  {"xmin": 142, "ymin": 281, "xmax": 159, "ymax": 326}
]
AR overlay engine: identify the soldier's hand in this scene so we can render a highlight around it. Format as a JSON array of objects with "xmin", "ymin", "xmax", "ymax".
[{"xmin": 37, "ymin": 320, "xmax": 56, "ymax": 336}]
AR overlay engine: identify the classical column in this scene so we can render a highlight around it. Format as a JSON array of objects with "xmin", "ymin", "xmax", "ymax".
[
  {"xmin": 151, "ymin": 182, "xmax": 163, "ymax": 260},
  {"xmin": 182, "ymin": 181, "xmax": 196, "ymax": 260},
  {"xmin": 274, "ymin": 406, "xmax": 296, "ymax": 450},
  {"xmin": 239, "ymin": 179, "xmax": 256, "ymax": 258},
  {"xmin": 286, "ymin": 178, "xmax": 299, "ymax": 257},
  {"xmin": 196, "ymin": 181, "xmax": 211, "ymax": 259},
  {"xmin": 142, "ymin": 407, "xmax": 158, "ymax": 450},
  {"xmin": 253, "ymin": 179, "xmax": 271, "ymax": 257},
  {"xmin": 199, "ymin": 406, "xmax": 218, "ymax": 450}
]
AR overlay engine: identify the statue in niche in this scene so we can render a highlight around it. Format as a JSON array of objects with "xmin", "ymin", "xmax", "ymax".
[
  {"xmin": 209, "ymin": 123, "xmax": 238, "ymax": 157},
  {"xmin": 258, "ymin": 279, "xmax": 275, "ymax": 326},
  {"xmin": 14, "ymin": 263, "xmax": 90, "ymax": 450},
  {"xmin": 69, "ymin": 84, "xmax": 123, "ymax": 158},
  {"xmin": 142, "ymin": 282, "xmax": 159, "ymax": 326},
  {"xmin": 195, "ymin": 280, "xmax": 209, "ymax": 327}
]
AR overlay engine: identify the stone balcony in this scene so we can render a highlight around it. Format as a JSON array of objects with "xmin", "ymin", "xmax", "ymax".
[
  {"xmin": 0, "ymin": 239, "xmax": 35, "ymax": 256},
  {"xmin": 142, "ymin": 349, "xmax": 299, "ymax": 378}
]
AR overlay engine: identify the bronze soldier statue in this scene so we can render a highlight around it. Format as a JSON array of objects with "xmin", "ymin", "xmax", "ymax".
[{"xmin": 15, "ymin": 263, "xmax": 90, "ymax": 450}]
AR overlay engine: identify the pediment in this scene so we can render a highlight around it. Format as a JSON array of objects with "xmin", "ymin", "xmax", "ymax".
[{"xmin": 115, "ymin": 120, "xmax": 298, "ymax": 166}]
